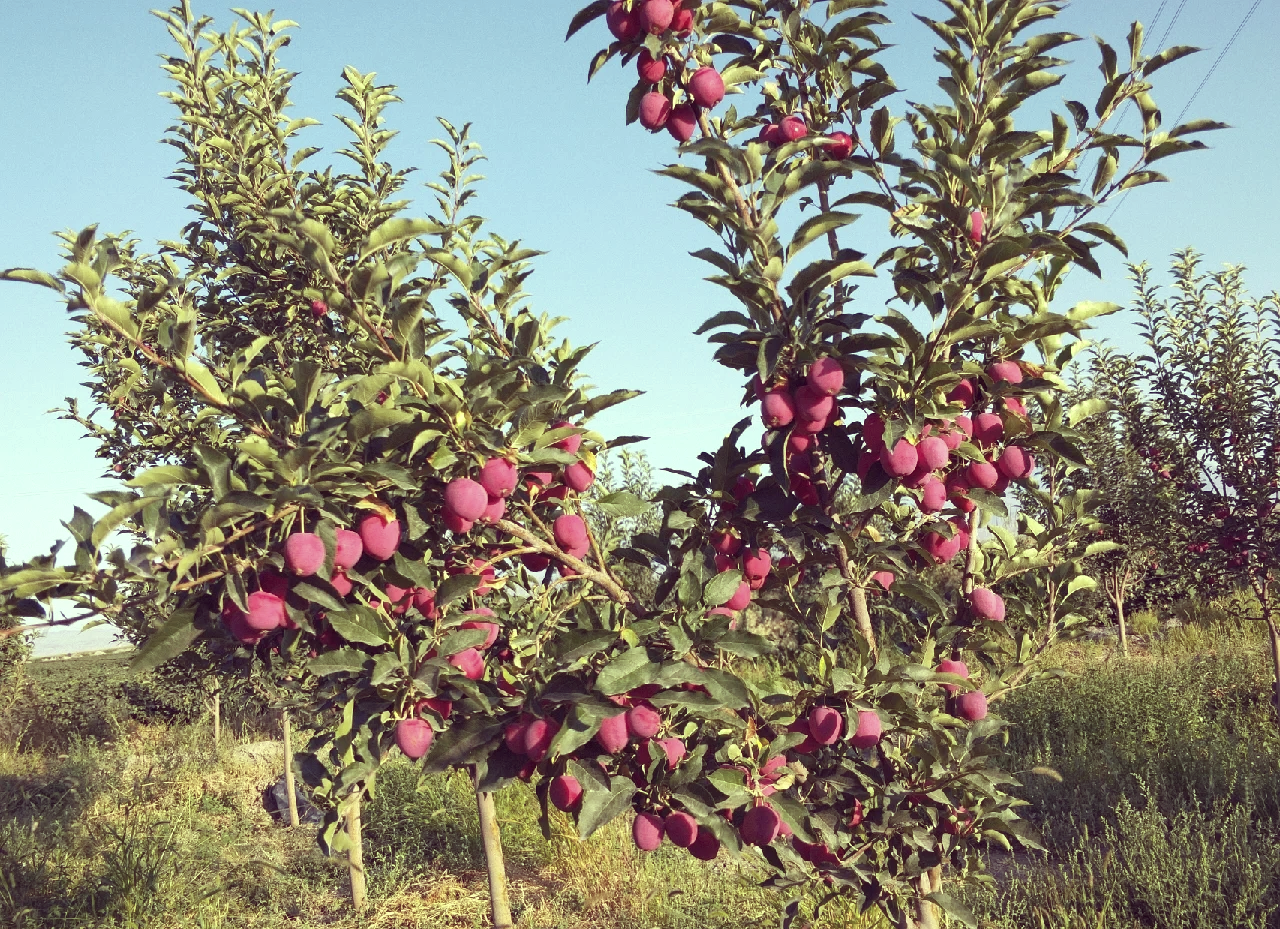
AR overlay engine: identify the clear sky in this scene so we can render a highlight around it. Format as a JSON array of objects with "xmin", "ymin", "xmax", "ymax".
[{"xmin": 2, "ymin": 1, "xmax": 1276, "ymax": 653}]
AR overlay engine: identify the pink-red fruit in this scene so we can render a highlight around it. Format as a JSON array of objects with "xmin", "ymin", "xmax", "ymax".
[
  {"xmin": 740, "ymin": 804, "xmax": 782, "ymax": 846},
  {"xmin": 283, "ymin": 532, "xmax": 325, "ymax": 577},
  {"xmin": 743, "ymin": 548, "xmax": 771, "ymax": 580},
  {"xmin": 973, "ymin": 413, "xmax": 1004, "ymax": 447},
  {"xmin": 937, "ymin": 658, "xmax": 970, "ymax": 694},
  {"xmin": 334, "ymin": 529, "xmax": 363, "ymax": 569},
  {"xmin": 807, "ymin": 706, "xmax": 844, "ymax": 745},
  {"xmin": 449, "ymin": 648, "xmax": 485, "ymax": 681},
  {"xmin": 523, "ymin": 718, "xmax": 559, "ymax": 762},
  {"xmin": 667, "ymin": 103, "xmax": 696, "ymax": 142},
  {"xmin": 689, "ymin": 826, "xmax": 720, "ymax": 861},
  {"xmin": 872, "ymin": 570, "xmax": 895, "ymax": 591},
  {"xmin": 969, "ymin": 210, "xmax": 985, "ymax": 243},
  {"xmin": 606, "ymin": 1, "xmax": 640, "ymax": 40},
  {"xmin": 639, "ymin": 92, "xmax": 672, "ymax": 131},
  {"xmin": 997, "ymin": 446, "xmax": 1034, "ymax": 480},
  {"xmin": 779, "ymin": 115, "xmax": 807, "ymax": 141},
  {"xmin": 956, "ymin": 690, "xmax": 988, "ymax": 721},
  {"xmin": 479, "ymin": 458, "xmax": 518, "ymax": 498},
  {"xmin": 970, "ymin": 587, "xmax": 1006, "ymax": 622},
  {"xmin": 881, "ymin": 439, "xmax": 919, "ymax": 478},
  {"xmin": 639, "ymin": 0, "xmax": 674, "ymax": 34},
  {"xmin": 967, "ymin": 460, "xmax": 999, "ymax": 490},
  {"xmin": 850, "ymin": 710, "xmax": 883, "ymax": 749},
  {"xmin": 637, "ymin": 48, "xmax": 666, "ymax": 83},
  {"xmin": 626, "ymin": 703, "xmax": 662, "ymax": 739},
  {"xmin": 595, "ymin": 712, "xmax": 630, "ymax": 754},
  {"xmin": 634, "ymin": 812, "xmax": 665, "ymax": 851},
  {"xmin": 823, "ymin": 131, "xmax": 854, "ymax": 160},
  {"xmin": 795, "ymin": 385, "xmax": 834, "ymax": 423},
  {"xmin": 444, "ymin": 478, "xmax": 487, "ymax": 522},
  {"xmin": 553, "ymin": 514, "xmax": 590, "ymax": 557},
  {"xmin": 688, "ymin": 67, "xmax": 725, "ymax": 108},
  {"xmin": 807, "ymin": 356, "xmax": 844, "ymax": 396},
  {"xmin": 246, "ymin": 591, "xmax": 286, "ymax": 631},
  {"xmin": 761, "ymin": 390, "xmax": 796, "ymax": 428},
  {"xmin": 564, "ymin": 461, "xmax": 595, "ymax": 492},
  {"xmin": 725, "ymin": 581, "xmax": 752, "ymax": 612},
  {"xmin": 358, "ymin": 514, "xmax": 400, "ymax": 561},
  {"xmin": 664, "ymin": 811, "xmax": 699, "ymax": 848},
  {"xmin": 988, "ymin": 360, "xmax": 1023, "ymax": 384},
  {"xmin": 395, "ymin": 718, "xmax": 434, "ymax": 760},
  {"xmin": 549, "ymin": 775, "xmax": 583, "ymax": 812},
  {"xmin": 918, "ymin": 436, "xmax": 950, "ymax": 471}
]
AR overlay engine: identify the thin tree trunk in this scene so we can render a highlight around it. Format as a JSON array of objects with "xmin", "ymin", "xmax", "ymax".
[
  {"xmin": 1115, "ymin": 589, "xmax": 1129, "ymax": 658},
  {"xmin": 915, "ymin": 868, "xmax": 941, "ymax": 929},
  {"xmin": 282, "ymin": 710, "xmax": 299, "ymax": 828},
  {"xmin": 1266, "ymin": 616, "xmax": 1280, "ymax": 723},
  {"xmin": 850, "ymin": 586, "xmax": 876, "ymax": 656},
  {"xmin": 211, "ymin": 689, "xmax": 221, "ymax": 747},
  {"xmin": 476, "ymin": 785, "xmax": 514, "ymax": 928},
  {"xmin": 345, "ymin": 794, "xmax": 367, "ymax": 912}
]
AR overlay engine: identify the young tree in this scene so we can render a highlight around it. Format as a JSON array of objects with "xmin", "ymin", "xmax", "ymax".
[
  {"xmin": 1121, "ymin": 251, "xmax": 1280, "ymax": 712},
  {"xmin": 0, "ymin": 3, "xmax": 1216, "ymax": 928}
]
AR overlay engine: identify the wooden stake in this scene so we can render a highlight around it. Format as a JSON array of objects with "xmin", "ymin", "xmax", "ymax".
[
  {"xmin": 475, "ymin": 783, "xmax": 513, "ymax": 928},
  {"xmin": 282, "ymin": 710, "xmax": 299, "ymax": 827},
  {"xmin": 345, "ymin": 794, "xmax": 367, "ymax": 912}
]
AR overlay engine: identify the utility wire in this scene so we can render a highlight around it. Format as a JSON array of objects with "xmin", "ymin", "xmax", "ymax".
[
  {"xmin": 1156, "ymin": 0, "xmax": 1193, "ymax": 48},
  {"xmin": 1104, "ymin": 0, "xmax": 1259, "ymax": 225}
]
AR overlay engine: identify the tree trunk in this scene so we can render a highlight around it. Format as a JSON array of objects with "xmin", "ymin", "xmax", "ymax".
[
  {"xmin": 345, "ymin": 794, "xmax": 367, "ymax": 912},
  {"xmin": 850, "ymin": 586, "xmax": 877, "ymax": 656},
  {"xmin": 1115, "ymin": 588, "xmax": 1129, "ymax": 658},
  {"xmin": 211, "ymin": 689, "xmax": 221, "ymax": 747},
  {"xmin": 282, "ymin": 710, "xmax": 299, "ymax": 828},
  {"xmin": 1266, "ymin": 616, "xmax": 1280, "ymax": 724},
  {"xmin": 476, "ymin": 785, "xmax": 514, "ymax": 928}
]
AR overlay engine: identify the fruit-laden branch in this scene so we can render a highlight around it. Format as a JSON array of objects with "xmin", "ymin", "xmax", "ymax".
[{"xmin": 494, "ymin": 518, "xmax": 649, "ymax": 618}]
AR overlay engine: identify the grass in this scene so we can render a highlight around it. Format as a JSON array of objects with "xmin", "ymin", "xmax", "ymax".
[{"xmin": 3, "ymin": 608, "xmax": 1278, "ymax": 928}]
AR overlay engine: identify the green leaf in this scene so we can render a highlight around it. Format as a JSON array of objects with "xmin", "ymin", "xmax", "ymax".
[
  {"xmin": 130, "ymin": 608, "xmax": 200, "ymax": 673},
  {"xmin": 177, "ymin": 359, "xmax": 228, "ymax": 406},
  {"xmin": 126, "ymin": 466, "xmax": 198, "ymax": 488},
  {"xmin": 577, "ymin": 777, "xmax": 636, "ymax": 839},
  {"xmin": 787, "ymin": 211, "xmax": 859, "ymax": 260},
  {"xmin": 1067, "ymin": 397, "xmax": 1109, "ymax": 426},
  {"xmin": 360, "ymin": 218, "xmax": 443, "ymax": 260},
  {"xmin": 704, "ymin": 570, "xmax": 743, "ymax": 608},
  {"xmin": 326, "ymin": 609, "xmax": 390, "ymax": 647},
  {"xmin": 594, "ymin": 492, "xmax": 653, "ymax": 518},
  {"xmin": 597, "ymin": 646, "xmax": 657, "ymax": 695},
  {"xmin": 92, "ymin": 497, "xmax": 159, "ymax": 548},
  {"xmin": 309, "ymin": 648, "xmax": 370, "ymax": 675},
  {"xmin": 0, "ymin": 268, "xmax": 65, "ymax": 292},
  {"xmin": 925, "ymin": 892, "xmax": 977, "ymax": 929},
  {"xmin": 565, "ymin": 0, "xmax": 610, "ymax": 40},
  {"xmin": 437, "ymin": 573, "xmax": 481, "ymax": 608}
]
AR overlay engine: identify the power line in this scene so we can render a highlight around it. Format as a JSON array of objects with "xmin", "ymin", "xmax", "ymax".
[
  {"xmin": 1104, "ymin": 0, "xmax": 1260, "ymax": 226},
  {"xmin": 1149, "ymin": 0, "xmax": 1172, "ymax": 31},
  {"xmin": 1156, "ymin": 0, "xmax": 1193, "ymax": 48},
  {"xmin": 1173, "ymin": 0, "xmax": 1263, "ymax": 125}
]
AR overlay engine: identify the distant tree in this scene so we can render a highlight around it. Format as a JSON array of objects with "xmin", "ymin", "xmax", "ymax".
[
  {"xmin": 1118, "ymin": 251, "xmax": 1280, "ymax": 712},
  {"xmin": 1069, "ymin": 345, "xmax": 1191, "ymax": 654}
]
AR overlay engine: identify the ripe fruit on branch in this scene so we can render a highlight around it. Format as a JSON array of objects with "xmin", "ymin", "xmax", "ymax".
[
  {"xmin": 1003, "ymin": 396, "xmax": 1028, "ymax": 417},
  {"xmin": 553, "ymin": 514, "xmax": 590, "ymax": 557},
  {"xmin": 246, "ymin": 591, "xmax": 286, "ymax": 631},
  {"xmin": 881, "ymin": 439, "xmax": 919, "ymax": 478},
  {"xmin": 850, "ymin": 710, "xmax": 883, "ymax": 749},
  {"xmin": 966, "ymin": 460, "xmax": 999, "ymax": 491},
  {"xmin": 222, "ymin": 602, "xmax": 264, "ymax": 645},
  {"xmin": 395, "ymin": 718, "xmax": 434, "ymax": 760},
  {"xmin": 283, "ymin": 532, "xmax": 325, "ymax": 577},
  {"xmin": 920, "ymin": 476, "xmax": 947, "ymax": 514},
  {"xmin": 416, "ymin": 696, "xmax": 451, "ymax": 719},
  {"xmin": 461, "ymin": 615, "xmax": 500, "ymax": 649},
  {"xmin": 479, "ymin": 458, "xmax": 518, "ymax": 498},
  {"xmin": 633, "ymin": 812, "xmax": 665, "ymax": 851},
  {"xmin": 808, "ymin": 705, "xmax": 844, "ymax": 745},
  {"xmin": 689, "ymin": 826, "xmax": 720, "ymax": 861},
  {"xmin": 606, "ymin": 1, "xmax": 640, "ymax": 40},
  {"xmin": 480, "ymin": 495, "xmax": 506, "ymax": 523},
  {"xmin": 505, "ymin": 717, "xmax": 533, "ymax": 755},
  {"xmin": 761, "ymin": 390, "xmax": 796, "ymax": 428},
  {"xmin": 639, "ymin": 737, "xmax": 687, "ymax": 769},
  {"xmin": 822, "ymin": 131, "xmax": 854, "ymax": 160},
  {"xmin": 955, "ymin": 690, "xmax": 988, "ymax": 721},
  {"xmin": 444, "ymin": 513, "xmax": 474, "ymax": 534},
  {"xmin": 564, "ymin": 461, "xmax": 596, "ymax": 492},
  {"xmin": 664, "ymin": 811, "xmax": 699, "ymax": 847},
  {"xmin": 310, "ymin": 298, "xmax": 328, "ymax": 317},
  {"xmin": 639, "ymin": 92, "xmax": 672, "ymax": 130},
  {"xmin": 918, "ymin": 436, "xmax": 950, "ymax": 471},
  {"xmin": 779, "ymin": 115, "xmax": 807, "ymax": 141},
  {"xmin": 742, "ymin": 548, "xmax": 771, "ymax": 581},
  {"xmin": 972, "ymin": 412, "xmax": 1005, "ymax": 447},
  {"xmin": 637, "ymin": 48, "xmax": 666, "ymax": 83},
  {"xmin": 731, "ymin": 475, "xmax": 755, "ymax": 503},
  {"xmin": 988, "ymin": 360, "xmax": 1023, "ymax": 385},
  {"xmin": 523, "ymin": 718, "xmax": 559, "ymax": 762},
  {"xmin": 626, "ymin": 702, "xmax": 662, "ymax": 739},
  {"xmin": 595, "ymin": 712, "xmax": 630, "ymax": 754},
  {"xmin": 807, "ymin": 356, "xmax": 844, "ymax": 396},
  {"xmin": 671, "ymin": 3, "xmax": 694, "ymax": 33},
  {"xmin": 688, "ymin": 67, "xmax": 725, "ymax": 108},
  {"xmin": 330, "ymin": 569, "xmax": 354, "ymax": 597},
  {"xmin": 795, "ymin": 385, "xmax": 834, "ymax": 423},
  {"xmin": 639, "ymin": 0, "xmax": 674, "ymax": 34},
  {"xmin": 549, "ymin": 775, "xmax": 583, "ymax": 812},
  {"xmin": 871, "ymin": 570, "xmax": 895, "ymax": 591},
  {"xmin": 861, "ymin": 414, "xmax": 886, "ymax": 452},
  {"xmin": 969, "ymin": 210, "xmax": 985, "ymax": 244},
  {"xmin": 444, "ymin": 478, "xmax": 488, "ymax": 522},
  {"xmin": 358, "ymin": 513, "xmax": 400, "ymax": 561},
  {"xmin": 997, "ymin": 446, "xmax": 1034, "ymax": 480},
  {"xmin": 667, "ymin": 103, "xmax": 697, "ymax": 142},
  {"xmin": 970, "ymin": 587, "xmax": 1006, "ymax": 622},
  {"xmin": 741, "ymin": 804, "xmax": 782, "ymax": 846},
  {"xmin": 936, "ymin": 658, "xmax": 969, "ymax": 694},
  {"xmin": 334, "ymin": 529, "xmax": 363, "ymax": 570},
  {"xmin": 947, "ymin": 379, "xmax": 976, "ymax": 407},
  {"xmin": 712, "ymin": 530, "xmax": 742, "ymax": 557},
  {"xmin": 725, "ymin": 581, "xmax": 752, "ymax": 611},
  {"xmin": 449, "ymin": 648, "xmax": 485, "ymax": 681}
]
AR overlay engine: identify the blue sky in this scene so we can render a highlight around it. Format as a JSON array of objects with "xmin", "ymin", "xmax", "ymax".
[{"xmin": 2, "ymin": 1, "xmax": 1276, "ymax": 652}]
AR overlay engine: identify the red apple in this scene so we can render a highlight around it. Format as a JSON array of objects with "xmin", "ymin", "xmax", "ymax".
[
  {"xmin": 807, "ymin": 705, "xmax": 844, "ymax": 745},
  {"xmin": 639, "ymin": 0, "xmax": 674, "ymax": 34},
  {"xmin": 970, "ymin": 587, "xmax": 1005, "ymax": 622},
  {"xmin": 358, "ymin": 513, "xmax": 400, "ymax": 561},
  {"xmin": 606, "ymin": 1, "xmax": 640, "ymax": 41},
  {"xmin": 395, "ymin": 718, "xmax": 434, "ymax": 760},
  {"xmin": 633, "ymin": 812, "xmax": 665, "ymax": 851},
  {"xmin": 479, "ymin": 457, "xmax": 518, "ymax": 498},
  {"xmin": 637, "ymin": 48, "xmax": 666, "ymax": 83},
  {"xmin": 549, "ymin": 775, "xmax": 583, "ymax": 812},
  {"xmin": 553, "ymin": 514, "xmax": 590, "ymax": 558},
  {"xmin": 850, "ymin": 710, "xmax": 882, "ymax": 749},
  {"xmin": 245, "ymin": 591, "xmax": 286, "ymax": 631},
  {"xmin": 334, "ymin": 528, "xmax": 363, "ymax": 569},
  {"xmin": 822, "ymin": 131, "xmax": 854, "ymax": 159},
  {"xmin": 443, "ymin": 477, "xmax": 488, "ymax": 522},
  {"xmin": 688, "ymin": 66, "xmax": 725, "ymax": 108},
  {"xmin": 639, "ymin": 92, "xmax": 672, "ymax": 131},
  {"xmin": 955, "ymin": 690, "xmax": 988, "ymax": 721},
  {"xmin": 664, "ymin": 811, "xmax": 699, "ymax": 847}
]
